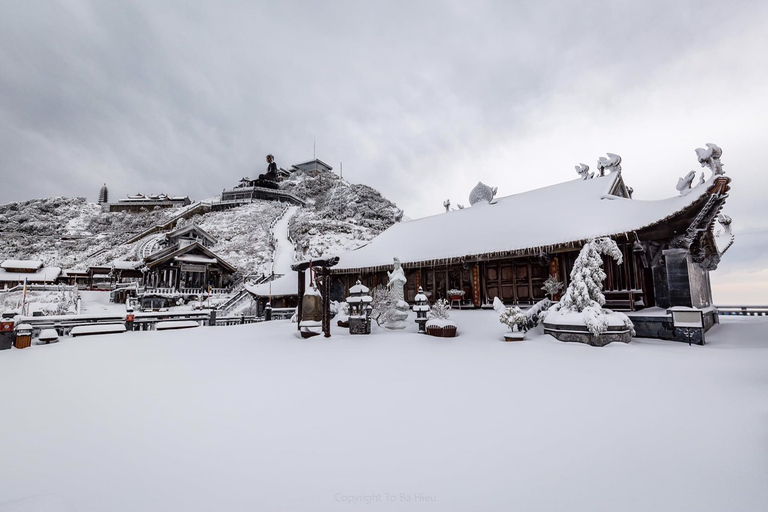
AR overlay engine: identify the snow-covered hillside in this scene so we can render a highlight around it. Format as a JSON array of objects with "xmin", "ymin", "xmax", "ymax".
[
  {"xmin": 282, "ymin": 169, "xmax": 403, "ymax": 259},
  {"xmin": 0, "ymin": 171, "xmax": 401, "ymax": 277}
]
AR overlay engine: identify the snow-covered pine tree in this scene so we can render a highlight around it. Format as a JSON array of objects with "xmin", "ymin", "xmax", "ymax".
[
  {"xmin": 559, "ymin": 237, "xmax": 623, "ymax": 313},
  {"xmin": 545, "ymin": 237, "xmax": 634, "ymax": 337}
]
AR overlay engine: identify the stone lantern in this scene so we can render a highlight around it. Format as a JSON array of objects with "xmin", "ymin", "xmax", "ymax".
[
  {"xmin": 413, "ymin": 286, "xmax": 429, "ymax": 333},
  {"xmin": 347, "ymin": 280, "xmax": 373, "ymax": 335}
]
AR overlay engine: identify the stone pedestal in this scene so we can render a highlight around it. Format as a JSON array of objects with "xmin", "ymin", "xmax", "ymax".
[
  {"xmin": 543, "ymin": 321, "xmax": 632, "ymax": 347},
  {"xmin": 655, "ymin": 249, "xmax": 713, "ymax": 309}
]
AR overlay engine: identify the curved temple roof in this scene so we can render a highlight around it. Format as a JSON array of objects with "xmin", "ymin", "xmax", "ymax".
[{"xmin": 332, "ymin": 171, "xmax": 727, "ymax": 273}]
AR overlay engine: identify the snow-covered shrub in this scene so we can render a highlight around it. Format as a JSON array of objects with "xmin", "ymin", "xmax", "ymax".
[
  {"xmin": 499, "ymin": 306, "xmax": 527, "ymax": 332},
  {"xmin": 370, "ymin": 285, "xmax": 397, "ymax": 326},
  {"xmin": 546, "ymin": 238, "xmax": 635, "ymax": 336},
  {"xmin": 428, "ymin": 299, "xmax": 451, "ymax": 320},
  {"xmin": 541, "ymin": 276, "xmax": 563, "ymax": 298}
]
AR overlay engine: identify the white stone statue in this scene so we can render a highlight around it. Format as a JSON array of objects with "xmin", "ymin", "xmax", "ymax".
[
  {"xmin": 575, "ymin": 163, "xmax": 591, "ymax": 180},
  {"xmin": 695, "ymin": 143, "xmax": 724, "ymax": 175},
  {"xmin": 385, "ymin": 257, "xmax": 409, "ymax": 329},
  {"xmin": 676, "ymin": 170, "xmax": 697, "ymax": 196},
  {"xmin": 597, "ymin": 153, "xmax": 621, "ymax": 176},
  {"xmin": 387, "ymin": 257, "xmax": 407, "ymax": 302},
  {"xmin": 469, "ymin": 182, "xmax": 497, "ymax": 205}
]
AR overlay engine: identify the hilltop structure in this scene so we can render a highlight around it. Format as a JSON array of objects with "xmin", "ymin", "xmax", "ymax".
[
  {"xmin": 108, "ymin": 193, "xmax": 192, "ymax": 213},
  {"xmin": 98, "ymin": 183, "xmax": 108, "ymax": 204}
]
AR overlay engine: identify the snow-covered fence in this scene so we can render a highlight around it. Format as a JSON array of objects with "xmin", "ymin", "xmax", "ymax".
[
  {"xmin": 132, "ymin": 311, "xmax": 213, "ymax": 331},
  {"xmin": 214, "ymin": 314, "xmax": 262, "ymax": 326},
  {"xmin": 0, "ymin": 284, "xmax": 77, "ymax": 294},
  {"xmin": 716, "ymin": 305, "xmax": 768, "ymax": 316},
  {"xmin": 16, "ymin": 313, "xmax": 129, "ymax": 337},
  {"xmin": 270, "ymin": 307, "xmax": 296, "ymax": 320}
]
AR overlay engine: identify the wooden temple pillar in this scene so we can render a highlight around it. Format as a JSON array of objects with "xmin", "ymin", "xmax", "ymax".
[{"xmin": 322, "ymin": 266, "xmax": 331, "ymax": 338}]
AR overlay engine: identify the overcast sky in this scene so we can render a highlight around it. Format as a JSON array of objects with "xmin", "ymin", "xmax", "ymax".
[{"xmin": 1, "ymin": 0, "xmax": 766, "ymax": 302}]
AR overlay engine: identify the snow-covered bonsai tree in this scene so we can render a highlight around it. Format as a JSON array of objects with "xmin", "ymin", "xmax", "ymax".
[
  {"xmin": 499, "ymin": 306, "xmax": 527, "ymax": 333},
  {"xmin": 544, "ymin": 237, "xmax": 635, "ymax": 336},
  {"xmin": 426, "ymin": 298, "xmax": 456, "ymax": 331}
]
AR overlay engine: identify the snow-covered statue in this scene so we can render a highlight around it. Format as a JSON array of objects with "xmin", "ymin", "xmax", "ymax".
[
  {"xmin": 596, "ymin": 153, "xmax": 622, "ymax": 176},
  {"xmin": 695, "ymin": 143, "xmax": 724, "ymax": 176},
  {"xmin": 715, "ymin": 213, "xmax": 735, "ymax": 256},
  {"xmin": 676, "ymin": 170, "xmax": 697, "ymax": 196},
  {"xmin": 387, "ymin": 258, "xmax": 407, "ymax": 302},
  {"xmin": 469, "ymin": 182, "xmax": 497, "ymax": 206},
  {"xmin": 385, "ymin": 257, "xmax": 410, "ymax": 329},
  {"xmin": 575, "ymin": 163, "xmax": 591, "ymax": 180}
]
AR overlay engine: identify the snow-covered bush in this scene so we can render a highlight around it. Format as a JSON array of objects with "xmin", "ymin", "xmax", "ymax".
[
  {"xmin": 499, "ymin": 306, "xmax": 527, "ymax": 332},
  {"xmin": 425, "ymin": 298, "xmax": 456, "ymax": 329},
  {"xmin": 545, "ymin": 238, "xmax": 635, "ymax": 336},
  {"xmin": 541, "ymin": 276, "xmax": 563, "ymax": 298},
  {"xmin": 370, "ymin": 285, "xmax": 398, "ymax": 326},
  {"xmin": 428, "ymin": 299, "xmax": 450, "ymax": 320}
]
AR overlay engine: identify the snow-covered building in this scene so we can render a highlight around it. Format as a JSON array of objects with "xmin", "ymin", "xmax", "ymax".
[
  {"xmin": 108, "ymin": 193, "xmax": 192, "ymax": 213},
  {"xmin": 291, "ymin": 159, "xmax": 333, "ymax": 174},
  {"xmin": 0, "ymin": 260, "xmax": 62, "ymax": 286},
  {"xmin": 165, "ymin": 223, "xmax": 217, "ymax": 249},
  {"xmin": 328, "ymin": 149, "xmax": 733, "ymax": 341},
  {"xmin": 139, "ymin": 224, "xmax": 237, "ymax": 309}
]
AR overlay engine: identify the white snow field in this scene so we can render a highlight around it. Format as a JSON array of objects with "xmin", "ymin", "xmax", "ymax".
[{"xmin": 1, "ymin": 312, "xmax": 767, "ymax": 512}]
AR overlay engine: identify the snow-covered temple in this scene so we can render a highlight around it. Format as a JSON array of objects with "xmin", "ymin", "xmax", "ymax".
[
  {"xmin": 329, "ymin": 146, "xmax": 733, "ymax": 341},
  {"xmin": 108, "ymin": 193, "xmax": 192, "ymax": 213},
  {"xmin": 138, "ymin": 223, "xmax": 237, "ymax": 309}
]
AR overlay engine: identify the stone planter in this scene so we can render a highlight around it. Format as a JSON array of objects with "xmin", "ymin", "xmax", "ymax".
[
  {"xmin": 543, "ymin": 321, "xmax": 631, "ymax": 347},
  {"xmin": 503, "ymin": 331, "xmax": 526, "ymax": 342},
  {"xmin": 426, "ymin": 325, "xmax": 457, "ymax": 338}
]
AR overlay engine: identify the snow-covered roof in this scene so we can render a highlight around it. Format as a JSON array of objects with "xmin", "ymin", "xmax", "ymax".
[
  {"xmin": 333, "ymin": 171, "xmax": 722, "ymax": 272},
  {"xmin": 291, "ymin": 159, "xmax": 333, "ymax": 172},
  {"xmin": 0, "ymin": 267, "xmax": 61, "ymax": 282},
  {"xmin": 1, "ymin": 260, "xmax": 43, "ymax": 271},
  {"xmin": 112, "ymin": 260, "xmax": 140, "ymax": 270},
  {"xmin": 174, "ymin": 255, "xmax": 218, "ymax": 264},
  {"xmin": 166, "ymin": 223, "xmax": 217, "ymax": 244},
  {"xmin": 61, "ymin": 269, "xmax": 89, "ymax": 276},
  {"xmin": 246, "ymin": 274, "xmax": 297, "ymax": 298}
]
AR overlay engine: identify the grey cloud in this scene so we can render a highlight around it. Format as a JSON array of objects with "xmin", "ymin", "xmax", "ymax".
[{"xmin": 0, "ymin": 0, "xmax": 765, "ymax": 213}]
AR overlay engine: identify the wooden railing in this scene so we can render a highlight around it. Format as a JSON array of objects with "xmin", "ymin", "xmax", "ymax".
[
  {"xmin": 716, "ymin": 305, "xmax": 768, "ymax": 316},
  {"xmin": 11, "ymin": 307, "xmax": 294, "ymax": 337}
]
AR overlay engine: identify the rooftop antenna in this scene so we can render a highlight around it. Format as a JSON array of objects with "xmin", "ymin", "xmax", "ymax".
[
  {"xmin": 340, "ymin": 162, "xmax": 343, "ymax": 179},
  {"xmin": 313, "ymin": 136, "xmax": 316, "ymax": 160}
]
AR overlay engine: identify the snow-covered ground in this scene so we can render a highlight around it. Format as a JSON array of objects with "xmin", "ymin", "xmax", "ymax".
[{"xmin": 1, "ymin": 312, "xmax": 767, "ymax": 512}]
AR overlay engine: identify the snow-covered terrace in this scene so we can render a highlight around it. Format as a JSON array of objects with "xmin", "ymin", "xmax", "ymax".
[
  {"xmin": 333, "ymin": 172, "xmax": 722, "ymax": 272},
  {"xmin": 0, "ymin": 313, "xmax": 765, "ymax": 511}
]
